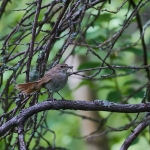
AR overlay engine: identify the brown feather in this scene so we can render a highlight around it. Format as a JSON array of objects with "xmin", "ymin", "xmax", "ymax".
[
  {"xmin": 16, "ymin": 76, "xmax": 52, "ymax": 95},
  {"xmin": 39, "ymin": 74, "xmax": 51, "ymax": 84},
  {"xmin": 16, "ymin": 81, "xmax": 40, "ymax": 95}
]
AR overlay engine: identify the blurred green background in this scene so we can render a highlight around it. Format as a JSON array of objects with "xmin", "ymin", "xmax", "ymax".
[{"xmin": 0, "ymin": 0, "xmax": 150, "ymax": 149}]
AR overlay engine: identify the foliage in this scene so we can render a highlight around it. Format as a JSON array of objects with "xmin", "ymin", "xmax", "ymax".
[{"xmin": 0, "ymin": 0, "xmax": 150, "ymax": 150}]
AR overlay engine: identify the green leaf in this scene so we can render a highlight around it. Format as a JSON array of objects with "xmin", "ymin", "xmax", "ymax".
[
  {"xmin": 78, "ymin": 62, "xmax": 101, "ymax": 70},
  {"xmin": 131, "ymin": 137, "xmax": 139, "ymax": 145},
  {"xmin": 101, "ymin": 85, "xmax": 114, "ymax": 89},
  {"xmin": 95, "ymin": 13, "xmax": 112, "ymax": 24},
  {"xmin": 107, "ymin": 91, "xmax": 122, "ymax": 102},
  {"xmin": 124, "ymin": 79, "xmax": 141, "ymax": 86},
  {"xmin": 125, "ymin": 88, "xmax": 144, "ymax": 98},
  {"xmin": 122, "ymin": 47, "xmax": 143, "ymax": 56}
]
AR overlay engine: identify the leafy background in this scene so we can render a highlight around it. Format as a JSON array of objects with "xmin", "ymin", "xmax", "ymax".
[{"xmin": 0, "ymin": 0, "xmax": 150, "ymax": 149}]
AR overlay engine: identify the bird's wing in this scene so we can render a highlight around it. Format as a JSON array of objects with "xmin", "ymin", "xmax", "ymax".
[{"xmin": 39, "ymin": 74, "xmax": 52, "ymax": 84}]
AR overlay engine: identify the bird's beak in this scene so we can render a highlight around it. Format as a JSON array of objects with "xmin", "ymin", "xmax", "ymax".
[
  {"xmin": 67, "ymin": 66, "xmax": 73, "ymax": 74},
  {"xmin": 68, "ymin": 66, "xmax": 73, "ymax": 69}
]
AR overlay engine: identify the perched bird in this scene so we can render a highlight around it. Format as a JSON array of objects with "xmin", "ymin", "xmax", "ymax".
[{"xmin": 16, "ymin": 64, "xmax": 73, "ymax": 95}]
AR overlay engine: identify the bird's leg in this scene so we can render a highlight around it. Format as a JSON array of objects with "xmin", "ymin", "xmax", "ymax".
[
  {"xmin": 57, "ymin": 92, "xmax": 67, "ymax": 106},
  {"xmin": 47, "ymin": 90, "xmax": 55, "ymax": 101},
  {"xmin": 57, "ymin": 92, "xmax": 65, "ymax": 100}
]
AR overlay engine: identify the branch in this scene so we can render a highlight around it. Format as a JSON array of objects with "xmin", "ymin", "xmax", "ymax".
[
  {"xmin": 0, "ymin": 0, "xmax": 11, "ymax": 18},
  {"xmin": 18, "ymin": 123, "xmax": 26, "ymax": 150},
  {"xmin": 0, "ymin": 99, "xmax": 150, "ymax": 136},
  {"xmin": 120, "ymin": 120, "xmax": 149, "ymax": 150}
]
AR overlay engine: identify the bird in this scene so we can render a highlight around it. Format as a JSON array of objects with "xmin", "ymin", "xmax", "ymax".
[{"xmin": 16, "ymin": 64, "xmax": 73, "ymax": 95}]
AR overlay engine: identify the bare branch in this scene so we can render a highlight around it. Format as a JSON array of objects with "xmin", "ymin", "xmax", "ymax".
[
  {"xmin": 120, "ymin": 120, "xmax": 149, "ymax": 150},
  {"xmin": 0, "ymin": 99, "xmax": 150, "ymax": 137}
]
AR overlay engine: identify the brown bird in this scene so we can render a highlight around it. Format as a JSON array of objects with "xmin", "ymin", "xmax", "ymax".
[{"xmin": 16, "ymin": 64, "xmax": 73, "ymax": 95}]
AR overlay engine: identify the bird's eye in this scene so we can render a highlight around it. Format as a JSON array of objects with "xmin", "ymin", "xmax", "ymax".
[{"xmin": 60, "ymin": 65, "xmax": 64, "ymax": 68}]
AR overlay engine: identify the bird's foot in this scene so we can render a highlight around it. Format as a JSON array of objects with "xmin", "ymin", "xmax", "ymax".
[{"xmin": 57, "ymin": 92, "xmax": 66, "ymax": 100}]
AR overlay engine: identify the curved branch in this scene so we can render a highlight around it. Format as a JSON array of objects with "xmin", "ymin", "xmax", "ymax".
[
  {"xmin": 120, "ymin": 120, "xmax": 149, "ymax": 150},
  {"xmin": 0, "ymin": 99, "xmax": 150, "ymax": 136},
  {"xmin": 0, "ymin": 0, "xmax": 11, "ymax": 18}
]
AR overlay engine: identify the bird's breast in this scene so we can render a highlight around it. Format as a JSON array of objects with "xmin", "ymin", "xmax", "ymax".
[{"xmin": 44, "ymin": 73, "xmax": 68, "ymax": 93}]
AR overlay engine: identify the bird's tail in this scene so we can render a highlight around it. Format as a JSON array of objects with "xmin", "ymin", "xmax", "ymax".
[{"xmin": 16, "ymin": 81, "xmax": 41, "ymax": 95}]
